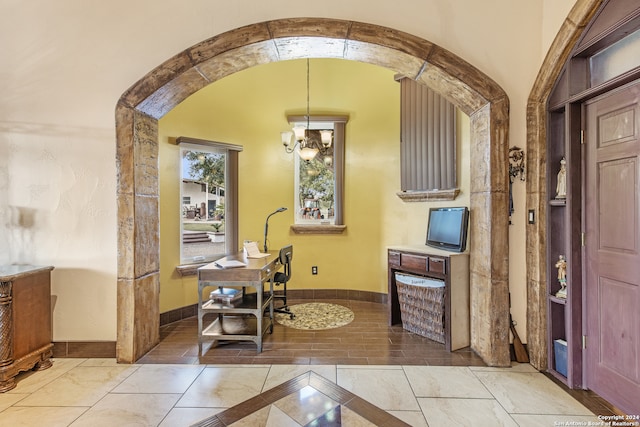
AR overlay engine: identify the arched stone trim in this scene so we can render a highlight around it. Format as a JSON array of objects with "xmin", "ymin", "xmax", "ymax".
[
  {"xmin": 116, "ymin": 18, "xmax": 510, "ymax": 365},
  {"xmin": 525, "ymin": 0, "xmax": 603, "ymax": 370}
]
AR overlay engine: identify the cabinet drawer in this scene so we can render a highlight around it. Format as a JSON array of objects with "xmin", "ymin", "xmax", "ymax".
[
  {"xmin": 428, "ymin": 257, "xmax": 446, "ymax": 274},
  {"xmin": 388, "ymin": 251, "xmax": 401, "ymax": 266},
  {"xmin": 400, "ymin": 254, "xmax": 428, "ymax": 271}
]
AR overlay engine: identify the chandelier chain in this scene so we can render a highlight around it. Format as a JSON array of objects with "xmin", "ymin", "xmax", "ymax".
[{"xmin": 306, "ymin": 58, "xmax": 310, "ymax": 132}]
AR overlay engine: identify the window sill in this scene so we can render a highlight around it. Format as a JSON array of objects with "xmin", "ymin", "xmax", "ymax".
[
  {"xmin": 175, "ymin": 262, "xmax": 209, "ymax": 277},
  {"xmin": 290, "ymin": 224, "xmax": 347, "ymax": 234},
  {"xmin": 396, "ymin": 188, "xmax": 460, "ymax": 202}
]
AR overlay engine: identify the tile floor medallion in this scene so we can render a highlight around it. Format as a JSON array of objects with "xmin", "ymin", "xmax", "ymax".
[
  {"xmin": 191, "ymin": 371, "xmax": 410, "ymax": 427},
  {"xmin": 274, "ymin": 303, "xmax": 355, "ymax": 330}
]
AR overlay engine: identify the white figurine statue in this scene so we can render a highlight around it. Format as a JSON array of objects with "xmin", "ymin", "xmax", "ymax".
[{"xmin": 555, "ymin": 157, "xmax": 567, "ymax": 199}]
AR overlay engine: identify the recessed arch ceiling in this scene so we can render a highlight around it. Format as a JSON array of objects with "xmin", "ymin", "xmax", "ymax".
[{"xmin": 115, "ymin": 18, "xmax": 511, "ymax": 366}]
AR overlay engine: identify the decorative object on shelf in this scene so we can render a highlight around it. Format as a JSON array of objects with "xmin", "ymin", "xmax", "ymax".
[
  {"xmin": 508, "ymin": 146, "xmax": 525, "ymax": 223},
  {"xmin": 274, "ymin": 303, "xmax": 354, "ymax": 330},
  {"xmin": 210, "ymin": 315, "xmax": 250, "ymax": 334},
  {"xmin": 280, "ymin": 59, "xmax": 333, "ymax": 162},
  {"xmin": 263, "ymin": 207, "xmax": 287, "ymax": 252},
  {"xmin": 209, "ymin": 287, "xmax": 242, "ymax": 305},
  {"xmin": 555, "ymin": 254, "xmax": 567, "ymax": 298},
  {"xmin": 555, "ymin": 157, "xmax": 567, "ymax": 199}
]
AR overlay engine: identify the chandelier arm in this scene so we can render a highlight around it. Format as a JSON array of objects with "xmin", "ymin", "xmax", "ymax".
[{"xmin": 284, "ymin": 142, "xmax": 297, "ymax": 154}]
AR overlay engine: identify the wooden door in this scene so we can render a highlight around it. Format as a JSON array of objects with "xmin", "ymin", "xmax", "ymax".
[{"xmin": 585, "ymin": 80, "xmax": 640, "ymax": 414}]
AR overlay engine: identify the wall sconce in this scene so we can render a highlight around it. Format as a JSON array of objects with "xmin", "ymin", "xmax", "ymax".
[{"xmin": 508, "ymin": 146, "xmax": 525, "ymax": 223}]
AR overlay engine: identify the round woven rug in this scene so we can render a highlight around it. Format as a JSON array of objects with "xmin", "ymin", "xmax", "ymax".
[{"xmin": 274, "ymin": 303, "xmax": 355, "ymax": 330}]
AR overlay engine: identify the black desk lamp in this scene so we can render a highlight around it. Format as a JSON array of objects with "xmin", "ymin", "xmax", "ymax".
[{"xmin": 263, "ymin": 207, "xmax": 287, "ymax": 252}]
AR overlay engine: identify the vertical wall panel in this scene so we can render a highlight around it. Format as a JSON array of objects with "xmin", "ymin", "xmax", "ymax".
[{"xmin": 399, "ymin": 77, "xmax": 456, "ymax": 191}]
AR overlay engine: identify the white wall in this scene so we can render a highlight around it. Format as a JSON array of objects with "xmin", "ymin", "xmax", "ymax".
[{"xmin": 0, "ymin": 0, "xmax": 577, "ymax": 341}]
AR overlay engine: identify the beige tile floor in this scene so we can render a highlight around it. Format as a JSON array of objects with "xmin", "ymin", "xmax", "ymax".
[{"xmin": 0, "ymin": 358, "xmax": 603, "ymax": 426}]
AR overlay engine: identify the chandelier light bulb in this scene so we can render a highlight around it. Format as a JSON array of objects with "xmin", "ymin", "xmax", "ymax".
[
  {"xmin": 293, "ymin": 125, "xmax": 306, "ymax": 142},
  {"xmin": 320, "ymin": 130, "xmax": 333, "ymax": 147},
  {"xmin": 281, "ymin": 131, "xmax": 293, "ymax": 147}
]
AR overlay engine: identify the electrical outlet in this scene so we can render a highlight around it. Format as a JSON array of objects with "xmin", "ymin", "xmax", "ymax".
[{"xmin": 311, "ymin": 266, "xmax": 318, "ymax": 275}]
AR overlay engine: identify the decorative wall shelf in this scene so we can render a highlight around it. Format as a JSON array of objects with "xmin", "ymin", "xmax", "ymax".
[
  {"xmin": 396, "ymin": 188, "xmax": 460, "ymax": 202},
  {"xmin": 290, "ymin": 224, "xmax": 347, "ymax": 234}
]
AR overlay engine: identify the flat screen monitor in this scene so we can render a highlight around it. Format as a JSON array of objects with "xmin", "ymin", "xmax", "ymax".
[{"xmin": 426, "ymin": 207, "xmax": 469, "ymax": 252}]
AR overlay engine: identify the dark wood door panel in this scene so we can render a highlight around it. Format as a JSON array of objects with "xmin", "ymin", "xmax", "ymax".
[
  {"xmin": 586, "ymin": 79, "xmax": 640, "ymax": 415},
  {"xmin": 596, "ymin": 157, "xmax": 639, "ymax": 258}
]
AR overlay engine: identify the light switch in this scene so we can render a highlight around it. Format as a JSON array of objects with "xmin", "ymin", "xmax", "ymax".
[{"xmin": 528, "ymin": 210, "xmax": 535, "ymax": 224}]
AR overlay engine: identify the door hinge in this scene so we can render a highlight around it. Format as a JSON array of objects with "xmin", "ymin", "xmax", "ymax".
[
  {"xmin": 580, "ymin": 129, "xmax": 585, "ymax": 144},
  {"xmin": 582, "ymin": 335, "xmax": 587, "ymax": 349},
  {"xmin": 581, "ymin": 232, "xmax": 585, "ymax": 247}
]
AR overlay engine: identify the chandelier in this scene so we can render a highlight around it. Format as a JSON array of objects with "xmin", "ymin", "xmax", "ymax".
[{"xmin": 281, "ymin": 59, "xmax": 333, "ymax": 162}]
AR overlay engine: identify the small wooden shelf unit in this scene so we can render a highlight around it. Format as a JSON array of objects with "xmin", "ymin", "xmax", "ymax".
[{"xmin": 387, "ymin": 247, "xmax": 470, "ymax": 351}]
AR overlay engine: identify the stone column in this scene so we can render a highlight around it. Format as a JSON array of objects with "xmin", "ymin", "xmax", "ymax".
[{"xmin": 116, "ymin": 105, "xmax": 161, "ymax": 363}]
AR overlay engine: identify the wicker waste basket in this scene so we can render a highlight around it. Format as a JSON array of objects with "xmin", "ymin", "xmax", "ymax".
[{"xmin": 395, "ymin": 272, "xmax": 445, "ymax": 344}]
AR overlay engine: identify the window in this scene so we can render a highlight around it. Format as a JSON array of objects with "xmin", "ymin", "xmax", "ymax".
[
  {"xmin": 396, "ymin": 76, "xmax": 458, "ymax": 201},
  {"xmin": 176, "ymin": 137, "xmax": 242, "ymax": 264},
  {"xmin": 589, "ymin": 27, "xmax": 640, "ymax": 87},
  {"xmin": 288, "ymin": 115, "xmax": 347, "ymax": 231}
]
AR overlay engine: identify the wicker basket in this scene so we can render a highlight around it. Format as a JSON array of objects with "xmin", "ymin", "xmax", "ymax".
[{"xmin": 396, "ymin": 274, "xmax": 445, "ymax": 344}]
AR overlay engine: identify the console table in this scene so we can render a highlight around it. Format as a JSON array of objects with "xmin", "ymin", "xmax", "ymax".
[
  {"xmin": 388, "ymin": 247, "xmax": 469, "ymax": 351},
  {"xmin": 0, "ymin": 265, "xmax": 54, "ymax": 392}
]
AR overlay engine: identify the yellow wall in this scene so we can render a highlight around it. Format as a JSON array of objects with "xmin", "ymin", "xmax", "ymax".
[{"xmin": 158, "ymin": 59, "xmax": 470, "ymax": 313}]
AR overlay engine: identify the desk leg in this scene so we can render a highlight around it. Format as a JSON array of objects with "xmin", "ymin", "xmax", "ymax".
[
  {"xmin": 197, "ymin": 310, "xmax": 203, "ymax": 356},
  {"xmin": 268, "ymin": 278, "xmax": 274, "ymax": 334},
  {"xmin": 256, "ymin": 283, "xmax": 263, "ymax": 353}
]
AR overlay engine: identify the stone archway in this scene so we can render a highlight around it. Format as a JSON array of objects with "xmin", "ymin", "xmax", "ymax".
[{"xmin": 115, "ymin": 18, "xmax": 510, "ymax": 365}]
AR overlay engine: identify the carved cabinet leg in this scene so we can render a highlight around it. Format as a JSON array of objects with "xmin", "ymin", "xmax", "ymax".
[
  {"xmin": 0, "ymin": 281, "xmax": 14, "ymax": 368},
  {"xmin": 0, "ymin": 377, "xmax": 16, "ymax": 393}
]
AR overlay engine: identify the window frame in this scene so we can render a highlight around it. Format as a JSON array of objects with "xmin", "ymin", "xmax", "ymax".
[
  {"xmin": 176, "ymin": 136, "xmax": 242, "ymax": 268},
  {"xmin": 287, "ymin": 115, "xmax": 348, "ymax": 234}
]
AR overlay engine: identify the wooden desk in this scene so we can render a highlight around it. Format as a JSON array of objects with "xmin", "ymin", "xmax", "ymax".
[
  {"xmin": 0, "ymin": 265, "xmax": 54, "ymax": 392},
  {"xmin": 197, "ymin": 251, "xmax": 281, "ymax": 353}
]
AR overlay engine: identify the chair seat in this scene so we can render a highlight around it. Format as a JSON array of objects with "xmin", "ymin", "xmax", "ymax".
[{"xmin": 273, "ymin": 272, "xmax": 287, "ymax": 283}]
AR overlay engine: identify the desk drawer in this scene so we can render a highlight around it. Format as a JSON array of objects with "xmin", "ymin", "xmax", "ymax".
[{"xmin": 261, "ymin": 265, "xmax": 275, "ymax": 282}]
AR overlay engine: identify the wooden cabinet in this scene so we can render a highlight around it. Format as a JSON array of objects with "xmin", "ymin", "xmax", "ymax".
[
  {"xmin": 546, "ymin": 102, "xmax": 583, "ymax": 387},
  {"xmin": 0, "ymin": 265, "xmax": 54, "ymax": 392},
  {"xmin": 387, "ymin": 247, "xmax": 469, "ymax": 351}
]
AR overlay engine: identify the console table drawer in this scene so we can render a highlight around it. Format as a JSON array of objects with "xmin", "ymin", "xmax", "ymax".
[
  {"xmin": 400, "ymin": 253, "xmax": 428, "ymax": 271},
  {"xmin": 429, "ymin": 257, "xmax": 446, "ymax": 274}
]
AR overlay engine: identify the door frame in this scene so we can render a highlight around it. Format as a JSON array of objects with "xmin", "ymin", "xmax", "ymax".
[{"xmin": 527, "ymin": 0, "xmax": 640, "ymax": 374}]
